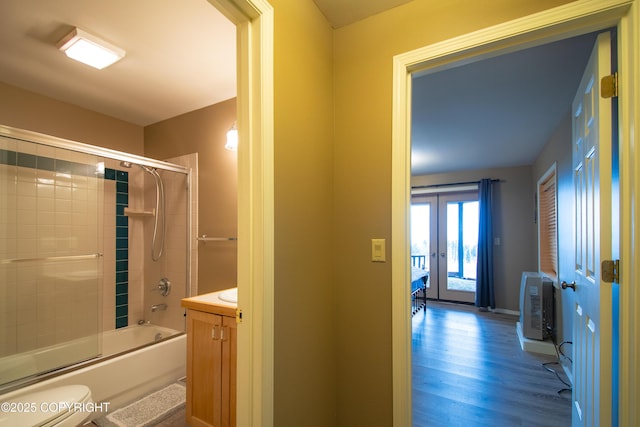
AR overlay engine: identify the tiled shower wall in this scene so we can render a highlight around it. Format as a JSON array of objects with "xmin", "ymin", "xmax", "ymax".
[
  {"xmin": 142, "ymin": 154, "xmax": 192, "ymax": 332},
  {"xmin": 0, "ymin": 137, "xmax": 103, "ymax": 356}
]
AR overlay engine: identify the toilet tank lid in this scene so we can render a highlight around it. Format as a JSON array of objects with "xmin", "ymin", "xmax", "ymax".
[{"xmin": 0, "ymin": 385, "xmax": 91, "ymax": 426}]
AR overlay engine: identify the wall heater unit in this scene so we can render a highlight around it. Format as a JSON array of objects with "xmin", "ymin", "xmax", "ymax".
[{"xmin": 519, "ymin": 271, "xmax": 554, "ymax": 341}]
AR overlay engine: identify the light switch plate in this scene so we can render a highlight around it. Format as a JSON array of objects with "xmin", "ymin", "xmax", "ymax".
[{"xmin": 371, "ymin": 238, "xmax": 386, "ymax": 262}]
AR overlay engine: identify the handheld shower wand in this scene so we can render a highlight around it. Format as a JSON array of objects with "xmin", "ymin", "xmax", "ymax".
[{"xmin": 120, "ymin": 161, "xmax": 166, "ymax": 261}]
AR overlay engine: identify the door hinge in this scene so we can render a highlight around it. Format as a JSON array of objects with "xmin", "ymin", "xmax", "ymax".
[
  {"xmin": 602, "ymin": 259, "xmax": 620, "ymax": 283},
  {"xmin": 601, "ymin": 72, "xmax": 618, "ymax": 98},
  {"xmin": 236, "ymin": 308, "xmax": 243, "ymax": 324}
]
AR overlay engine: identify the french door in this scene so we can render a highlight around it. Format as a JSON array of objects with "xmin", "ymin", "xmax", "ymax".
[{"xmin": 411, "ymin": 191, "xmax": 478, "ymax": 303}]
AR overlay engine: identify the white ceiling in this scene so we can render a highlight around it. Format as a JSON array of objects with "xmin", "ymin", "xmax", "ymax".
[
  {"xmin": 411, "ymin": 31, "xmax": 597, "ymax": 176},
  {"xmin": 0, "ymin": 0, "xmax": 236, "ymax": 127},
  {"xmin": 0, "ymin": 0, "xmax": 598, "ymax": 176}
]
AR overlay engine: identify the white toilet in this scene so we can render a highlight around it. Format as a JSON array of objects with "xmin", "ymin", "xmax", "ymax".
[{"xmin": 0, "ymin": 385, "xmax": 93, "ymax": 427}]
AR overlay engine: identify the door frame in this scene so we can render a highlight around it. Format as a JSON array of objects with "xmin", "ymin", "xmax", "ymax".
[
  {"xmin": 391, "ymin": 0, "xmax": 639, "ymax": 426},
  {"xmin": 207, "ymin": 1, "xmax": 274, "ymax": 426}
]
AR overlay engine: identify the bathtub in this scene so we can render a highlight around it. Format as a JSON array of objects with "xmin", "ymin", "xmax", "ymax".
[{"xmin": 0, "ymin": 324, "xmax": 186, "ymax": 413}]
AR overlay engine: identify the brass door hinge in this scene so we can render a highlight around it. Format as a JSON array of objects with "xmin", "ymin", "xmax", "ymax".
[
  {"xmin": 602, "ymin": 259, "xmax": 620, "ymax": 283},
  {"xmin": 601, "ymin": 73, "xmax": 618, "ymax": 99},
  {"xmin": 236, "ymin": 308, "xmax": 243, "ymax": 324}
]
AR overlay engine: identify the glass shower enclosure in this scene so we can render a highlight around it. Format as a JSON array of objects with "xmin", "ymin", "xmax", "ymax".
[{"xmin": 0, "ymin": 125, "xmax": 191, "ymax": 388}]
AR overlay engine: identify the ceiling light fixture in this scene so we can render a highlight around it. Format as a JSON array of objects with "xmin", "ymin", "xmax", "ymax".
[
  {"xmin": 57, "ymin": 27, "xmax": 125, "ymax": 70},
  {"xmin": 225, "ymin": 122, "xmax": 238, "ymax": 151}
]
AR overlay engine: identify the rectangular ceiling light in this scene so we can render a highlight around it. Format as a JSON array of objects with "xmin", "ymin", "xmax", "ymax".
[{"xmin": 57, "ymin": 27, "xmax": 125, "ymax": 70}]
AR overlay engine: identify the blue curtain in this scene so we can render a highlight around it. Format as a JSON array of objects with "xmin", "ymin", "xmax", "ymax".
[{"xmin": 475, "ymin": 179, "xmax": 495, "ymax": 309}]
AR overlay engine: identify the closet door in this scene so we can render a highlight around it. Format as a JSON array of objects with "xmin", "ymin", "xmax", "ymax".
[{"xmin": 437, "ymin": 193, "xmax": 478, "ymax": 303}]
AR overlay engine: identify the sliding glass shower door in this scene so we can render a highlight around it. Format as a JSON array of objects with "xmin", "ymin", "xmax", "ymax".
[{"xmin": 0, "ymin": 134, "xmax": 103, "ymax": 386}]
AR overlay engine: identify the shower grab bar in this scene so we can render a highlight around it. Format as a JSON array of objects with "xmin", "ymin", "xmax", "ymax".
[
  {"xmin": 197, "ymin": 234, "xmax": 237, "ymax": 242},
  {"xmin": 1, "ymin": 253, "xmax": 103, "ymax": 264}
]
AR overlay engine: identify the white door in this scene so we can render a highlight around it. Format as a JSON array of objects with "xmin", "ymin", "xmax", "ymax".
[{"xmin": 571, "ymin": 31, "xmax": 614, "ymax": 426}]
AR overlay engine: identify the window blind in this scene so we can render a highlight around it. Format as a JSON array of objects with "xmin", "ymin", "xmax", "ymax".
[{"xmin": 539, "ymin": 172, "xmax": 557, "ymax": 279}]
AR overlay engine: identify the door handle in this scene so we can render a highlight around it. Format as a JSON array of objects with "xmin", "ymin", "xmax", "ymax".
[
  {"xmin": 561, "ymin": 281, "xmax": 576, "ymax": 291},
  {"xmin": 440, "ymin": 252, "xmax": 446, "ymax": 258}
]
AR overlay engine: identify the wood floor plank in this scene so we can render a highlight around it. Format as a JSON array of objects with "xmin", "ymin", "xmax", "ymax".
[{"xmin": 412, "ymin": 301, "xmax": 571, "ymax": 426}]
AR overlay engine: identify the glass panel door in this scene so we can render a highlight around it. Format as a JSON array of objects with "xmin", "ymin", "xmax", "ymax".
[
  {"xmin": 412, "ymin": 191, "xmax": 478, "ymax": 303},
  {"xmin": 438, "ymin": 193, "xmax": 478, "ymax": 302},
  {"xmin": 410, "ymin": 198, "xmax": 437, "ymax": 299}
]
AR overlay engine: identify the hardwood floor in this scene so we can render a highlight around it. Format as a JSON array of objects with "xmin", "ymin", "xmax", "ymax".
[{"xmin": 412, "ymin": 301, "xmax": 571, "ymax": 427}]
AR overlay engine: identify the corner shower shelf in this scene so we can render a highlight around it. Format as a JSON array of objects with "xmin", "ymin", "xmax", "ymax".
[{"xmin": 124, "ymin": 208, "xmax": 155, "ymax": 217}]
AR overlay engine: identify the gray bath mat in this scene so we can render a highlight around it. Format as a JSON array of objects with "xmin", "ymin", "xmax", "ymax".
[{"xmin": 95, "ymin": 382, "xmax": 185, "ymax": 427}]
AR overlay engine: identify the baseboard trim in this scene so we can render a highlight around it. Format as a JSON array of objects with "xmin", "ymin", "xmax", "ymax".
[{"xmin": 493, "ymin": 307, "xmax": 519, "ymax": 316}]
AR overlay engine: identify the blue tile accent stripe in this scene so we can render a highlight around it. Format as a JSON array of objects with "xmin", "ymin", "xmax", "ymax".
[
  {"xmin": 0, "ymin": 149, "xmax": 105, "ymax": 177},
  {"xmin": 106, "ymin": 167, "xmax": 130, "ymax": 329},
  {"xmin": 2, "ymin": 147, "xmax": 130, "ymax": 331}
]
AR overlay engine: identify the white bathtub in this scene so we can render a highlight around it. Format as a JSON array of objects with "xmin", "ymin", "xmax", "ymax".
[
  {"xmin": 102, "ymin": 323, "xmax": 178, "ymax": 356},
  {"xmin": 0, "ymin": 324, "xmax": 186, "ymax": 413}
]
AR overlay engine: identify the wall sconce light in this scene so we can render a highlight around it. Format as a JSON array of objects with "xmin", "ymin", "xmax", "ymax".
[
  {"xmin": 57, "ymin": 27, "xmax": 125, "ymax": 70},
  {"xmin": 225, "ymin": 122, "xmax": 238, "ymax": 151}
]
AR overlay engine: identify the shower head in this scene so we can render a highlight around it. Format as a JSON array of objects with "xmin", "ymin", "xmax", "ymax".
[{"xmin": 119, "ymin": 160, "xmax": 155, "ymax": 175}]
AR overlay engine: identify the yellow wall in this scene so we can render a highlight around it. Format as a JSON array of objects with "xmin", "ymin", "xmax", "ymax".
[
  {"xmin": 330, "ymin": 0, "xmax": 573, "ymax": 424},
  {"xmin": 144, "ymin": 98, "xmax": 238, "ymax": 295},
  {"xmin": 0, "ymin": 82, "xmax": 143, "ymax": 154},
  {"xmin": 270, "ymin": 0, "xmax": 336, "ymax": 425}
]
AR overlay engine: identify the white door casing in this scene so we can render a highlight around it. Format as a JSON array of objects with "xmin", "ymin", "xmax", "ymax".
[
  {"xmin": 207, "ymin": 0, "xmax": 275, "ymax": 426},
  {"xmin": 571, "ymin": 31, "xmax": 613, "ymax": 426}
]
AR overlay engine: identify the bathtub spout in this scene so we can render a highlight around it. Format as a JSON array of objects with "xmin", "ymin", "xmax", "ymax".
[{"xmin": 151, "ymin": 304, "xmax": 167, "ymax": 312}]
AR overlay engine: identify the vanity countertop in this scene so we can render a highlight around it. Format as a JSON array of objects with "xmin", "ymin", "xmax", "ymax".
[{"xmin": 181, "ymin": 287, "xmax": 237, "ymax": 317}]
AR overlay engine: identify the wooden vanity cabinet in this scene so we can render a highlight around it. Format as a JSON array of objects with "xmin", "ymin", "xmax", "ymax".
[{"xmin": 185, "ymin": 307, "xmax": 237, "ymax": 427}]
